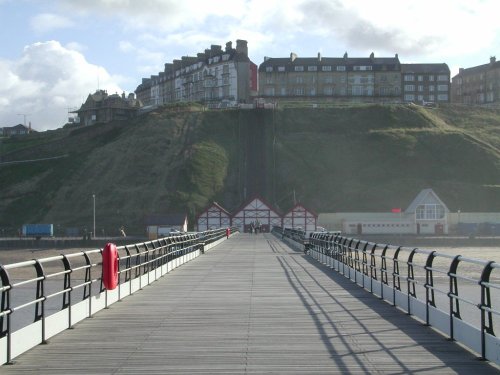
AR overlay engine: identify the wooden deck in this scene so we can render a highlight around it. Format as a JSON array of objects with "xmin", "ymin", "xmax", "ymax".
[{"xmin": 2, "ymin": 234, "xmax": 499, "ymax": 374}]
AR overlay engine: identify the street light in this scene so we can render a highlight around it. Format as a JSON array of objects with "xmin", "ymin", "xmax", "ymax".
[{"xmin": 93, "ymin": 194, "xmax": 96, "ymax": 239}]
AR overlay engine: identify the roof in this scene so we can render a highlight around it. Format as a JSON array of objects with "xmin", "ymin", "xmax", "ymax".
[
  {"xmin": 401, "ymin": 63, "xmax": 450, "ymax": 74},
  {"xmin": 405, "ymin": 189, "xmax": 449, "ymax": 214},
  {"xmin": 454, "ymin": 59, "xmax": 500, "ymax": 77},
  {"xmin": 232, "ymin": 195, "xmax": 283, "ymax": 217},
  {"xmin": 284, "ymin": 203, "xmax": 318, "ymax": 218},
  {"xmin": 3, "ymin": 124, "xmax": 29, "ymax": 131},
  {"xmin": 259, "ymin": 54, "xmax": 400, "ymax": 72},
  {"xmin": 144, "ymin": 213, "xmax": 187, "ymax": 226}
]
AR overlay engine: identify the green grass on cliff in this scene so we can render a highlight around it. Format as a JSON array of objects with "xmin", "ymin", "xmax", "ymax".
[{"xmin": 1, "ymin": 103, "xmax": 499, "ymax": 235}]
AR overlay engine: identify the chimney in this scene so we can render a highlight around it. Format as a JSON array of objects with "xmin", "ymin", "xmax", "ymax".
[
  {"xmin": 225, "ymin": 41, "xmax": 232, "ymax": 52},
  {"xmin": 264, "ymin": 56, "xmax": 270, "ymax": 62},
  {"xmin": 122, "ymin": 92, "xmax": 126, "ymax": 99},
  {"xmin": 343, "ymin": 52, "xmax": 348, "ymax": 60},
  {"xmin": 236, "ymin": 39, "xmax": 248, "ymax": 55},
  {"xmin": 205, "ymin": 49, "xmax": 211, "ymax": 57},
  {"xmin": 370, "ymin": 52, "xmax": 374, "ymax": 60},
  {"xmin": 490, "ymin": 56, "xmax": 496, "ymax": 65},
  {"xmin": 290, "ymin": 52, "xmax": 297, "ymax": 62},
  {"xmin": 395, "ymin": 53, "xmax": 399, "ymax": 60},
  {"xmin": 317, "ymin": 52, "xmax": 321, "ymax": 62},
  {"xmin": 28, "ymin": 122, "xmax": 31, "ymax": 133},
  {"xmin": 211, "ymin": 45, "xmax": 222, "ymax": 54}
]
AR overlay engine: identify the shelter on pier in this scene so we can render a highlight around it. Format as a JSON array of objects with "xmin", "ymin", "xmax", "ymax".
[
  {"xmin": 196, "ymin": 202, "xmax": 231, "ymax": 231},
  {"xmin": 231, "ymin": 196, "xmax": 282, "ymax": 233},
  {"xmin": 282, "ymin": 203, "xmax": 318, "ymax": 233}
]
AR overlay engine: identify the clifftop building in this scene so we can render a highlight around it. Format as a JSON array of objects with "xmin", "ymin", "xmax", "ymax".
[
  {"xmin": 74, "ymin": 90, "xmax": 142, "ymax": 126},
  {"xmin": 259, "ymin": 52, "xmax": 401, "ymax": 101},
  {"xmin": 135, "ymin": 40, "xmax": 258, "ymax": 108},
  {"xmin": 451, "ymin": 56, "xmax": 500, "ymax": 106},
  {"xmin": 259, "ymin": 52, "xmax": 450, "ymax": 104}
]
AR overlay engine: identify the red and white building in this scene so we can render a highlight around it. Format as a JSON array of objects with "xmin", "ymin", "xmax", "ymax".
[
  {"xmin": 283, "ymin": 204, "xmax": 318, "ymax": 232},
  {"xmin": 231, "ymin": 197, "xmax": 282, "ymax": 233},
  {"xmin": 196, "ymin": 202, "xmax": 231, "ymax": 231}
]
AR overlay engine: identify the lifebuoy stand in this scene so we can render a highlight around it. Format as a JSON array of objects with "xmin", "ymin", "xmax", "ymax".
[
  {"xmin": 226, "ymin": 227, "xmax": 230, "ymax": 239},
  {"xmin": 102, "ymin": 243, "xmax": 118, "ymax": 290}
]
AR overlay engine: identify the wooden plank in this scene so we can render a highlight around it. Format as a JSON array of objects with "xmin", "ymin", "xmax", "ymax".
[{"xmin": 1, "ymin": 234, "xmax": 499, "ymax": 374}]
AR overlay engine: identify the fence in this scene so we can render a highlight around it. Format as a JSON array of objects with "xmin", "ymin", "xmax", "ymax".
[
  {"xmin": 0, "ymin": 228, "xmax": 237, "ymax": 365},
  {"xmin": 273, "ymin": 227, "xmax": 500, "ymax": 366}
]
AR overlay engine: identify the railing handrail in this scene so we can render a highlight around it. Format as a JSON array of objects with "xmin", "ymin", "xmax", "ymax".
[
  {"xmin": 273, "ymin": 226, "xmax": 500, "ymax": 364},
  {"xmin": 0, "ymin": 227, "xmax": 237, "ymax": 365}
]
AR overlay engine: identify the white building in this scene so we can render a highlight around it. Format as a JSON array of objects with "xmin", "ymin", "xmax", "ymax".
[
  {"xmin": 320, "ymin": 189, "xmax": 450, "ymax": 235},
  {"xmin": 231, "ymin": 196, "xmax": 282, "ymax": 233},
  {"xmin": 196, "ymin": 202, "xmax": 231, "ymax": 231},
  {"xmin": 282, "ymin": 203, "xmax": 318, "ymax": 233}
]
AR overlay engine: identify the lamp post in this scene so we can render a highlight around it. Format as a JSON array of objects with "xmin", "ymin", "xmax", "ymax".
[{"xmin": 93, "ymin": 194, "xmax": 96, "ymax": 239}]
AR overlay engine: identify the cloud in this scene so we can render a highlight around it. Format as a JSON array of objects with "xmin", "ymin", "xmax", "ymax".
[
  {"xmin": 0, "ymin": 41, "xmax": 123, "ymax": 131},
  {"xmin": 57, "ymin": 0, "xmax": 247, "ymax": 32},
  {"xmin": 30, "ymin": 13, "xmax": 74, "ymax": 34}
]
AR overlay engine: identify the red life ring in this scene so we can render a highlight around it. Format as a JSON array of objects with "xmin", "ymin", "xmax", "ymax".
[{"xmin": 102, "ymin": 243, "xmax": 119, "ymax": 290}]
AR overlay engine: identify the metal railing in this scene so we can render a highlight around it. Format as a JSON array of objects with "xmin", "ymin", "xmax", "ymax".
[
  {"xmin": 274, "ymin": 227, "xmax": 500, "ymax": 365},
  {"xmin": 0, "ymin": 227, "xmax": 236, "ymax": 365}
]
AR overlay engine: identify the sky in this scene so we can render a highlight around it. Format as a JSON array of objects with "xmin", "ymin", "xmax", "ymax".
[{"xmin": 0, "ymin": 0, "xmax": 499, "ymax": 131}]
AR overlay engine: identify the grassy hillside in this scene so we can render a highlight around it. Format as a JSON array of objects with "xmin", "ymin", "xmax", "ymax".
[{"xmin": 1, "ymin": 104, "xmax": 499, "ymax": 236}]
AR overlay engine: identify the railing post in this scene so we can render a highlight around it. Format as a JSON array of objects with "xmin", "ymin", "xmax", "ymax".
[
  {"xmin": 424, "ymin": 251, "xmax": 436, "ymax": 326},
  {"xmin": 392, "ymin": 246, "xmax": 402, "ymax": 307},
  {"xmin": 33, "ymin": 260, "xmax": 48, "ymax": 344},
  {"xmin": 61, "ymin": 255, "xmax": 73, "ymax": 328},
  {"xmin": 380, "ymin": 245, "xmax": 389, "ymax": 301},
  {"xmin": 82, "ymin": 252, "xmax": 93, "ymax": 318},
  {"xmin": 448, "ymin": 255, "xmax": 462, "ymax": 341},
  {"xmin": 407, "ymin": 248, "xmax": 418, "ymax": 315},
  {"xmin": 479, "ymin": 260, "xmax": 495, "ymax": 360},
  {"xmin": 0, "ymin": 265, "xmax": 13, "ymax": 364}
]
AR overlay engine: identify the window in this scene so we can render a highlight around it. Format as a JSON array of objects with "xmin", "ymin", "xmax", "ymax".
[
  {"xmin": 429, "ymin": 85, "xmax": 435, "ymax": 92},
  {"xmin": 429, "ymin": 75, "xmax": 435, "ymax": 81},
  {"xmin": 266, "ymin": 66, "xmax": 273, "ymax": 72},
  {"xmin": 404, "ymin": 94, "xmax": 415, "ymax": 101},
  {"xmin": 418, "ymin": 75, "xmax": 423, "ymax": 81},
  {"xmin": 322, "ymin": 66, "xmax": 332, "ymax": 71},
  {"xmin": 294, "ymin": 66, "xmax": 304, "ymax": 71},
  {"xmin": 416, "ymin": 204, "xmax": 445, "ymax": 220},
  {"xmin": 404, "ymin": 74, "xmax": 414, "ymax": 81},
  {"xmin": 308, "ymin": 66, "xmax": 317, "ymax": 71},
  {"xmin": 323, "ymin": 76, "xmax": 333, "ymax": 84},
  {"xmin": 438, "ymin": 75, "xmax": 448, "ymax": 81},
  {"xmin": 295, "ymin": 87, "xmax": 304, "ymax": 96},
  {"xmin": 404, "ymin": 85, "xmax": 415, "ymax": 91},
  {"xmin": 278, "ymin": 66, "xmax": 285, "ymax": 72},
  {"xmin": 266, "ymin": 76, "xmax": 273, "ymax": 84},
  {"xmin": 418, "ymin": 85, "xmax": 423, "ymax": 92},
  {"xmin": 222, "ymin": 54, "xmax": 230, "ymax": 61},
  {"xmin": 336, "ymin": 66, "xmax": 346, "ymax": 71},
  {"xmin": 438, "ymin": 94, "xmax": 449, "ymax": 101},
  {"xmin": 296, "ymin": 76, "xmax": 303, "ymax": 84},
  {"xmin": 264, "ymin": 87, "xmax": 275, "ymax": 96},
  {"xmin": 354, "ymin": 65, "xmax": 372, "ymax": 71},
  {"xmin": 323, "ymin": 87, "xmax": 333, "ymax": 95},
  {"xmin": 438, "ymin": 85, "xmax": 448, "ymax": 92}
]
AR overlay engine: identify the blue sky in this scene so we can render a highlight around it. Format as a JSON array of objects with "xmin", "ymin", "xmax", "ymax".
[{"xmin": 0, "ymin": 0, "xmax": 499, "ymax": 130}]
